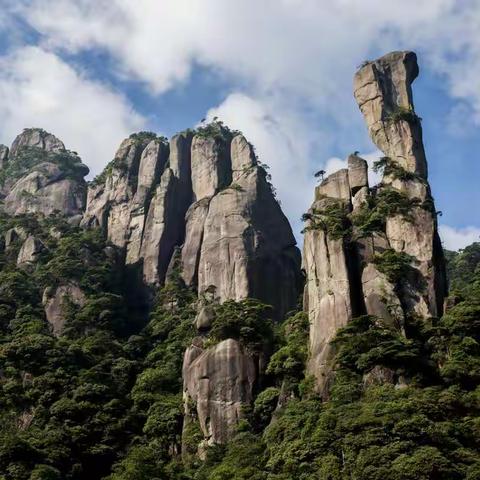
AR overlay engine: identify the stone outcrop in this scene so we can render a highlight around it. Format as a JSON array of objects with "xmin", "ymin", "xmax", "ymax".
[
  {"xmin": 139, "ymin": 133, "xmax": 193, "ymax": 286},
  {"xmin": 1, "ymin": 129, "xmax": 88, "ymax": 216},
  {"xmin": 354, "ymin": 51, "xmax": 426, "ymax": 177},
  {"xmin": 182, "ymin": 338, "xmax": 256, "ymax": 451},
  {"xmin": 304, "ymin": 51, "xmax": 446, "ymax": 397},
  {"xmin": 182, "ymin": 134, "xmax": 301, "ymax": 318},
  {"xmin": 5, "ymin": 227, "xmax": 27, "ymax": 249},
  {"xmin": 42, "ymin": 283, "xmax": 86, "ymax": 336},
  {"xmin": 10, "ymin": 128, "xmax": 65, "ymax": 157},
  {"xmin": 17, "ymin": 235, "xmax": 45, "ymax": 266},
  {"xmin": 81, "ymin": 135, "xmax": 163, "ymax": 248},
  {"xmin": 82, "ymin": 133, "xmax": 194, "ymax": 288}
]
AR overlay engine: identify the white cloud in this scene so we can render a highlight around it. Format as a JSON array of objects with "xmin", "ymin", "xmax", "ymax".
[
  {"xmin": 12, "ymin": 0, "xmax": 480, "ymax": 121},
  {"xmin": 439, "ymin": 225, "xmax": 480, "ymax": 251},
  {"xmin": 0, "ymin": 46, "xmax": 145, "ymax": 176}
]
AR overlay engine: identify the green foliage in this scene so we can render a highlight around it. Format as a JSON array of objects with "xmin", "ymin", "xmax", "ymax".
[
  {"xmin": 207, "ymin": 299, "xmax": 274, "ymax": 352},
  {"xmin": 266, "ymin": 312, "xmax": 309, "ymax": 381},
  {"xmin": 194, "ymin": 432, "xmax": 267, "ymax": 480},
  {"xmin": 373, "ymin": 156, "xmax": 424, "ymax": 183},
  {"xmin": 386, "ymin": 106, "xmax": 422, "ymax": 124},
  {"xmin": 193, "ymin": 120, "xmax": 241, "ymax": 143},
  {"xmin": 373, "ymin": 249, "xmax": 414, "ymax": 284},
  {"xmin": 445, "ymin": 242, "xmax": 480, "ymax": 295},
  {"xmin": 332, "ymin": 315, "xmax": 426, "ymax": 379},
  {"xmin": 129, "ymin": 131, "xmax": 166, "ymax": 144},
  {"xmin": 253, "ymin": 388, "xmax": 280, "ymax": 430},
  {"xmin": 351, "ymin": 186, "xmax": 420, "ymax": 237},
  {"xmin": 302, "ymin": 199, "xmax": 351, "ymax": 239}
]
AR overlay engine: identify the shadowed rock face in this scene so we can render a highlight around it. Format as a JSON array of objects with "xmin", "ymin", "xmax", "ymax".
[
  {"xmin": 1, "ymin": 129, "xmax": 89, "ymax": 217},
  {"xmin": 183, "ymin": 134, "xmax": 301, "ymax": 319},
  {"xmin": 304, "ymin": 51, "xmax": 446, "ymax": 397}
]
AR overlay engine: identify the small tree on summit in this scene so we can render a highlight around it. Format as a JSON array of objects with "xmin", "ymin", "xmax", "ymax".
[{"xmin": 314, "ymin": 169, "xmax": 326, "ymax": 181}]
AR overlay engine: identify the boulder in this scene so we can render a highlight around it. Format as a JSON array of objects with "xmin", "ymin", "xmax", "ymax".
[
  {"xmin": 17, "ymin": 236, "xmax": 45, "ymax": 266},
  {"xmin": 42, "ymin": 283, "xmax": 86, "ymax": 336},
  {"xmin": 182, "ymin": 339, "xmax": 256, "ymax": 447},
  {"xmin": 348, "ymin": 154, "xmax": 368, "ymax": 194}
]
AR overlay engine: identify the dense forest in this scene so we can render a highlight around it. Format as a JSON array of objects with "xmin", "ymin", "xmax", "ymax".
[{"xmin": 0, "ymin": 212, "xmax": 479, "ymax": 479}]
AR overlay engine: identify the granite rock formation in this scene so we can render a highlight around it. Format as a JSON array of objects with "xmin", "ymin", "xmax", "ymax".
[
  {"xmin": 182, "ymin": 337, "xmax": 256, "ymax": 454},
  {"xmin": 1, "ymin": 129, "xmax": 88, "ymax": 216},
  {"xmin": 82, "ymin": 128, "xmax": 301, "ymax": 315},
  {"xmin": 42, "ymin": 283, "xmax": 86, "ymax": 336},
  {"xmin": 303, "ymin": 51, "xmax": 446, "ymax": 396}
]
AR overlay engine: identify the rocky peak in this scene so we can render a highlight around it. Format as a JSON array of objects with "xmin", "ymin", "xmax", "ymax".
[
  {"xmin": 304, "ymin": 51, "xmax": 446, "ymax": 397},
  {"xmin": 1, "ymin": 128, "xmax": 88, "ymax": 217},
  {"xmin": 354, "ymin": 51, "xmax": 426, "ymax": 177},
  {"xmin": 10, "ymin": 128, "xmax": 66, "ymax": 157}
]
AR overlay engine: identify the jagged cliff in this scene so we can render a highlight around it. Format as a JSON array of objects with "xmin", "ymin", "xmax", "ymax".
[
  {"xmin": 303, "ymin": 51, "xmax": 446, "ymax": 396},
  {"xmin": 81, "ymin": 127, "xmax": 300, "ymax": 313}
]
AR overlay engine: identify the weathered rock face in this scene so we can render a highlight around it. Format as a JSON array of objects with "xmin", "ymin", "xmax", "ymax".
[
  {"xmin": 303, "ymin": 172, "xmax": 355, "ymax": 394},
  {"xmin": 17, "ymin": 235, "xmax": 45, "ymax": 266},
  {"xmin": 10, "ymin": 128, "xmax": 65, "ymax": 157},
  {"xmin": 139, "ymin": 133, "xmax": 193, "ymax": 286},
  {"xmin": 355, "ymin": 51, "xmax": 446, "ymax": 318},
  {"xmin": 183, "ymin": 338, "xmax": 257, "ymax": 451},
  {"xmin": 304, "ymin": 51, "xmax": 446, "ymax": 397},
  {"xmin": 354, "ymin": 51, "xmax": 426, "ymax": 177},
  {"xmin": 182, "ymin": 134, "xmax": 301, "ymax": 318},
  {"xmin": 82, "ymin": 133, "xmax": 194, "ymax": 288},
  {"xmin": 83, "ymin": 130, "xmax": 301, "ymax": 317},
  {"xmin": 82, "ymin": 136, "xmax": 162, "ymax": 248},
  {"xmin": 190, "ymin": 135, "xmax": 231, "ymax": 201},
  {"xmin": 42, "ymin": 283, "xmax": 86, "ymax": 336},
  {"xmin": 1, "ymin": 129, "xmax": 88, "ymax": 216}
]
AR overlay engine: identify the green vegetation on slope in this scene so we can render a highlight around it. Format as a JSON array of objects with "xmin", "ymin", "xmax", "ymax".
[{"xmin": 0, "ymin": 212, "xmax": 479, "ymax": 479}]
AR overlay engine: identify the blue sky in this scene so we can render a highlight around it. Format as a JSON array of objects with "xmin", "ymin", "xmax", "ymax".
[{"xmin": 1, "ymin": 0, "xmax": 479, "ymax": 249}]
